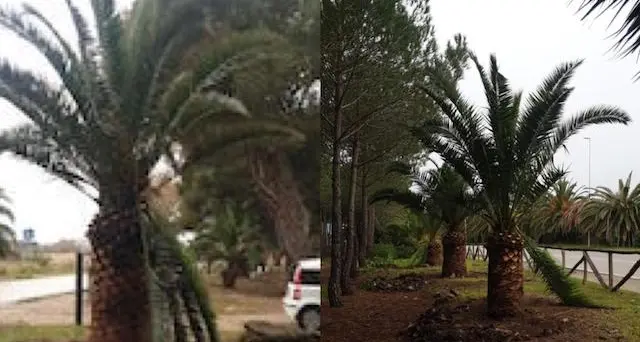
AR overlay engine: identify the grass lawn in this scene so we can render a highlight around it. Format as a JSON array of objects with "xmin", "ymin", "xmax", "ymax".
[
  {"xmin": 0, "ymin": 325, "xmax": 243, "ymax": 342},
  {"xmin": 322, "ymin": 259, "xmax": 640, "ymax": 341}
]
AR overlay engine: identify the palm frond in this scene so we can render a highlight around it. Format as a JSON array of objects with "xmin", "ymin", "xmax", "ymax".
[
  {"xmin": 524, "ymin": 236, "xmax": 599, "ymax": 308},
  {"xmin": 0, "ymin": 124, "xmax": 98, "ymax": 201},
  {"xmin": 549, "ymin": 105, "xmax": 630, "ymax": 152},
  {"xmin": 369, "ymin": 188, "xmax": 424, "ymax": 213},
  {"xmin": 515, "ymin": 60, "xmax": 582, "ymax": 164},
  {"xmin": 576, "ymin": 0, "xmax": 640, "ymax": 58}
]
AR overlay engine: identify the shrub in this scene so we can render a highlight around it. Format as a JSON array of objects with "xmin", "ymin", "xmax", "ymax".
[{"xmin": 371, "ymin": 243, "xmax": 397, "ymax": 259}]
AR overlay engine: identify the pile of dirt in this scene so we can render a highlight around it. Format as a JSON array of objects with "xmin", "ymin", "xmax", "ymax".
[
  {"xmin": 403, "ymin": 302, "xmax": 530, "ymax": 341},
  {"xmin": 240, "ymin": 321, "xmax": 320, "ymax": 342},
  {"xmin": 362, "ymin": 273, "xmax": 427, "ymax": 292},
  {"xmin": 402, "ymin": 290, "xmax": 572, "ymax": 342}
]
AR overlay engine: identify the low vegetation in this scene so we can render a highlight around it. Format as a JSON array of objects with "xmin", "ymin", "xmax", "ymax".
[{"xmin": 0, "ymin": 253, "xmax": 78, "ymax": 280}]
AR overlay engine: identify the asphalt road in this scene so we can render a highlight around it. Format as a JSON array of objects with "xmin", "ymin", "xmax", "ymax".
[{"xmin": 0, "ymin": 274, "xmax": 88, "ymax": 306}]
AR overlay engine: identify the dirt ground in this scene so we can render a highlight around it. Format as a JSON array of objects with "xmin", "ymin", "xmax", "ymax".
[
  {"xmin": 321, "ymin": 266, "xmax": 631, "ymax": 342},
  {"xmin": 0, "ymin": 269, "xmax": 292, "ymax": 332}
]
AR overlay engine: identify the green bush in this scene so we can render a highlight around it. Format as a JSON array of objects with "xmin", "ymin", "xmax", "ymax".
[
  {"xmin": 366, "ymin": 257, "xmax": 394, "ymax": 268},
  {"xmin": 372, "ymin": 243, "xmax": 397, "ymax": 259},
  {"xmin": 395, "ymin": 245, "xmax": 414, "ymax": 259}
]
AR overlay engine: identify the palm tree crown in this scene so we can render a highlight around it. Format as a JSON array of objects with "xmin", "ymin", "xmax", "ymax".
[
  {"xmin": 0, "ymin": 1, "xmax": 298, "ymax": 209},
  {"xmin": 414, "ymin": 53, "xmax": 631, "ymax": 231},
  {"xmin": 581, "ymin": 173, "xmax": 640, "ymax": 246}
]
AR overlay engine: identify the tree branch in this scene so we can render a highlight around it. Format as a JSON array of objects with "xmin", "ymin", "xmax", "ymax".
[{"xmin": 339, "ymin": 98, "xmax": 403, "ymax": 143}]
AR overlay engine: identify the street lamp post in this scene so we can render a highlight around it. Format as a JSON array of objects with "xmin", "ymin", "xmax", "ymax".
[{"xmin": 584, "ymin": 137, "xmax": 592, "ymax": 247}]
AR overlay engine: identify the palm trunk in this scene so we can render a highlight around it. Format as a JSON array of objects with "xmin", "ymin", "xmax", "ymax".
[
  {"xmin": 86, "ymin": 208, "xmax": 151, "ymax": 342},
  {"xmin": 425, "ymin": 238, "xmax": 443, "ymax": 266},
  {"xmin": 487, "ymin": 231, "xmax": 524, "ymax": 318},
  {"xmin": 342, "ymin": 133, "xmax": 360, "ymax": 292},
  {"xmin": 442, "ymin": 230, "xmax": 467, "ymax": 278},
  {"xmin": 222, "ymin": 264, "xmax": 240, "ymax": 288},
  {"xmin": 249, "ymin": 150, "xmax": 311, "ymax": 262}
]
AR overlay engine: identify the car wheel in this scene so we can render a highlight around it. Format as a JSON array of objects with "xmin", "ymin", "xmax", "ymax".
[{"xmin": 298, "ymin": 306, "xmax": 320, "ymax": 333}]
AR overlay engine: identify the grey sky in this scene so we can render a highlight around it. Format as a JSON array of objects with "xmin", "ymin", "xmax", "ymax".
[
  {"xmin": 0, "ymin": 0, "xmax": 638, "ymax": 243},
  {"xmin": 431, "ymin": 0, "xmax": 640, "ymax": 191}
]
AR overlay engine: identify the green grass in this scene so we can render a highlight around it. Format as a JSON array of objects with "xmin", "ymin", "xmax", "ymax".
[
  {"xmin": 0, "ymin": 326, "xmax": 243, "ymax": 342},
  {"xmin": 0, "ymin": 326, "xmax": 85, "ymax": 342},
  {"xmin": 526, "ymin": 277, "xmax": 640, "ymax": 339}
]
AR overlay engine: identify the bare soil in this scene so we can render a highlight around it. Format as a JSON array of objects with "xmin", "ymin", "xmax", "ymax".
[{"xmin": 321, "ymin": 266, "xmax": 629, "ymax": 342}]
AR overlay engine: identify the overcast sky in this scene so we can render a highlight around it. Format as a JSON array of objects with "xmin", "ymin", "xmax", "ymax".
[
  {"xmin": 0, "ymin": 0, "xmax": 639, "ymax": 243},
  {"xmin": 430, "ymin": 0, "xmax": 640, "ymax": 192}
]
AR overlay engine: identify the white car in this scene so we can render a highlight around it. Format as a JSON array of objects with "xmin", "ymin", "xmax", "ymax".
[{"xmin": 282, "ymin": 257, "xmax": 321, "ymax": 333}]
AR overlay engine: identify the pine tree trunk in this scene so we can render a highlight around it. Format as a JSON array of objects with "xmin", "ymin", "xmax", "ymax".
[
  {"xmin": 442, "ymin": 230, "xmax": 467, "ymax": 278},
  {"xmin": 426, "ymin": 238, "xmax": 443, "ymax": 266},
  {"xmin": 487, "ymin": 231, "xmax": 524, "ymax": 318},
  {"xmin": 341, "ymin": 133, "xmax": 360, "ymax": 294},
  {"xmin": 86, "ymin": 208, "xmax": 151, "ymax": 342},
  {"xmin": 358, "ymin": 167, "xmax": 368, "ymax": 266},
  {"xmin": 328, "ymin": 58, "xmax": 344, "ymax": 307},
  {"xmin": 366, "ymin": 206, "xmax": 375, "ymax": 256},
  {"xmin": 249, "ymin": 150, "xmax": 311, "ymax": 262},
  {"xmin": 350, "ymin": 235, "xmax": 359, "ymax": 278}
]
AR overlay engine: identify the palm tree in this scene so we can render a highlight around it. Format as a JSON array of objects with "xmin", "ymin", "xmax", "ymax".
[
  {"xmin": 371, "ymin": 162, "xmax": 480, "ymax": 277},
  {"xmin": 414, "ymin": 53, "xmax": 630, "ymax": 317},
  {"xmin": 581, "ymin": 173, "xmax": 640, "ymax": 247},
  {"xmin": 409, "ymin": 213, "xmax": 444, "ymax": 267},
  {"xmin": 191, "ymin": 201, "xmax": 261, "ymax": 288},
  {"xmin": 415, "ymin": 165, "xmax": 480, "ymax": 278},
  {"xmin": 0, "ymin": 1, "xmax": 299, "ymax": 341},
  {"xmin": 175, "ymin": 1, "xmax": 319, "ymax": 263},
  {"xmin": 0, "ymin": 188, "xmax": 15, "ymax": 258},
  {"xmin": 525, "ymin": 179, "xmax": 587, "ymax": 240},
  {"xmin": 371, "ymin": 190, "xmax": 444, "ymax": 265}
]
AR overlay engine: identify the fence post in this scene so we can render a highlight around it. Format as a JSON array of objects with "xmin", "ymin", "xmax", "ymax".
[
  {"xmin": 583, "ymin": 251, "xmax": 588, "ymax": 285},
  {"xmin": 75, "ymin": 252, "xmax": 83, "ymax": 326},
  {"xmin": 608, "ymin": 252, "xmax": 614, "ymax": 289},
  {"xmin": 561, "ymin": 250, "xmax": 566, "ymax": 269}
]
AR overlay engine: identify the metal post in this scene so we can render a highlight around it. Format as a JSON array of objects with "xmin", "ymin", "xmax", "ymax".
[{"xmin": 75, "ymin": 252, "xmax": 83, "ymax": 326}]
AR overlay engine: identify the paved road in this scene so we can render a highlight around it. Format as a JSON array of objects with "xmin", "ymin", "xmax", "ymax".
[{"xmin": 0, "ymin": 274, "xmax": 88, "ymax": 306}]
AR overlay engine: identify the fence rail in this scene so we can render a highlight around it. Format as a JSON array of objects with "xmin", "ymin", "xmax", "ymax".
[{"xmin": 465, "ymin": 245, "xmax": 640, "ymax": 293}]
